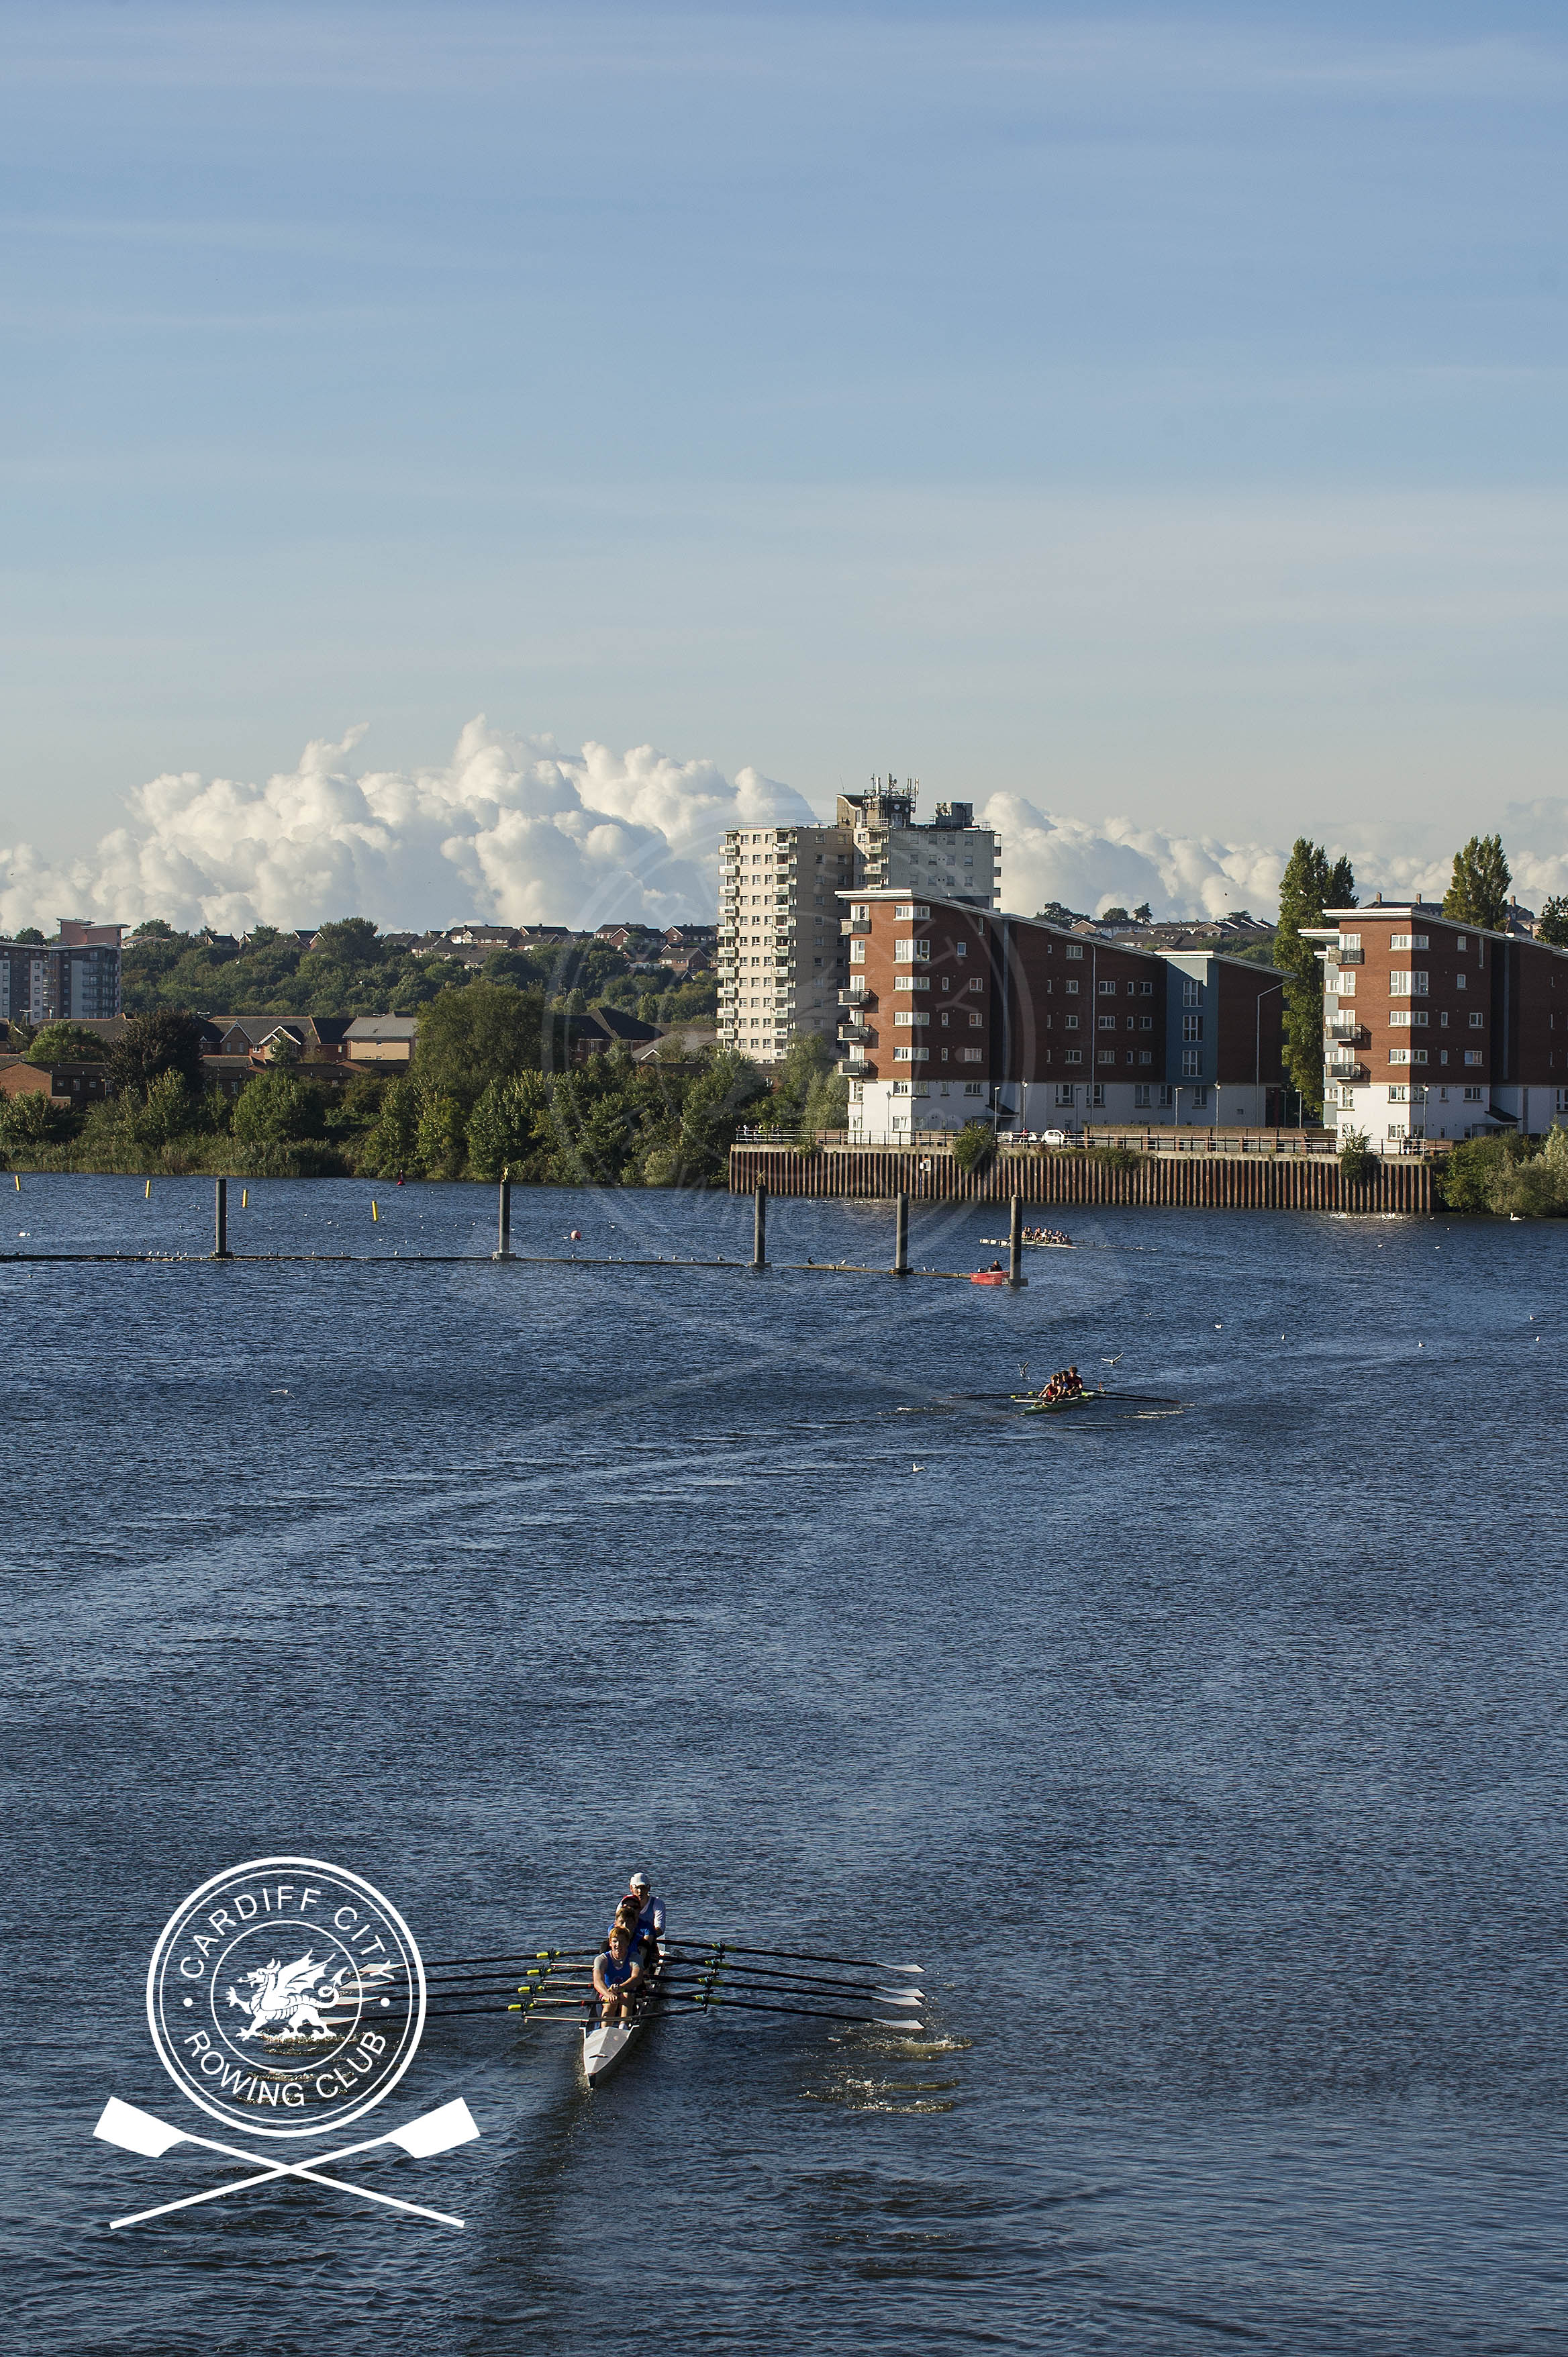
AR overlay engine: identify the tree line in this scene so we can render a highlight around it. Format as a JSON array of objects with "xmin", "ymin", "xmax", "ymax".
[
  {"xmin": 119, "ymin": 915, "xmax": 717, "ymax": 1026},
  {"xmin": 0, "ymin": 991, "xmax": 844, "ymax": 1185}
]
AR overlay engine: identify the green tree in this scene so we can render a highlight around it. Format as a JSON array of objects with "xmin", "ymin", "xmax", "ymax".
[
  {"xmin": 1336, "ymin": 1128, "xmax": 1379, "ymax": 1188},
  {"xmin": 232, "ymin": 1072, "xmax": 328, "ymax": 1146},
  {"xmin": 0, "ymin": 1088, "xmax": 70, "ymax": 1153},
  {"xmin": 413, "ymin": 980, "xmax": 543, "ymax": 1108},
  {"xmin": 26, "ymin": 1022, "xmax": 107, "ymax": 1065},
  {"xmin": 117, "ymin": 1071, "xmax": 212, "ymax": 1153},
  {"xmin": 359, "ymin": 1077, "xmax": 422, "ymax": 1175},
  {"xmin": 952, "ymin": 1118, "xmax": 995, "ymax": 1173},
  {"xmin": 107, "ymin": 1010, "xmax": 208, "ymax": 1096},
  {"xmin": 415, "ymin": 1090, "xmax": 467, "ymax": 1178},
  {"xmin": 466, "ymin": 1073, "xmax": 550, "ymax": 1180},
  {"xmin": 1442, "ymin": 834, "xmax": 1511, "ymax": 930},
  {"xmin": 1537, "ymin": 895, "xmax": 1568, "ymax": 948},
  {"xmin": 1273, "ymin": 840, "xmax": 1356, "ymax": 1121}
]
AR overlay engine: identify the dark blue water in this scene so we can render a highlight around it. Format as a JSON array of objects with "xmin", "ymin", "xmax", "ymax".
[{"xmin": 7, "ymin": 1176, "xmax": 1568, "ymax": 2354}]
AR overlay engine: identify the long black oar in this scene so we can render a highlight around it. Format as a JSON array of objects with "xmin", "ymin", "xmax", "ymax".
[
  {"xmin": 422, "ymin": 1999, "xmax": 924, "ymax": 2036},
  {"xmin": 422, "ymin": 1962, "xmax": 921, "ymax": 2005},
  {"xmin": 666, "ymin": 1937, "xmax": 923, "ymax": 1975}
]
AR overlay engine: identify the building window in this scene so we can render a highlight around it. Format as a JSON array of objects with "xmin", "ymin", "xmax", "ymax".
[
  {"xmin": 850, "ymin": 941, "xmax": 865, "ymax": 965},
  {"xmin": 1389, "ymin": 1049, "xmax": 1411, "ymax": 1065},
  {"xmin": 1388, "ymin": 1084, "xmax": 1408, "ymax": 1102},
  {"xmin": 1182, "ymin": 976, "xmax": 1202, "ymax": 1006},
  {"xmin": 1181, "ymin": 1014, "xmax": 1203, "ymax": 1041},
  {"xmin": 892, "ymin": 1012, "xmax": 929, "ymax": 1027},
  {"xmin": 1097, "ymin": 1049, "xmax": 1115, "ymax": 1065},
  {"xmin": 1064, "ymin": 979, "xmax": 1079, "ymax": 996},
  {"xmin": 1389, "ymin": 970, "xmax": 1428, "ymax": 996},
  {"xmin": 955, "ymin": 941, "xmax": 967, "ymax": 958},
  {"xmin": 1064, "ymin": 1014, "xmax": 1079, "ymax": 1030},
  {"xmin": 1065, "ymin": 945, "xmax": 1083, "ymax": 960},
  {"xmin": 959, "ymin": 1047, "xmax": 983, "ymax": 1063},
  {"xmin": 1138, "ymin": 1051, "xmax": 1153, "ymax": 1065},
  {"xmin": 964, "ymin": 1081, "xmax": 983, "ymax": 1096},
  {"xmin": 1140, "ymin": 1016, "xmax": 1153, "ymax": 1031},
  {"xmin": 1098, "ymin": 1015, "xmax": 1116, "ymax": 1031},
  {"xmin": 1191, "ymin": 1086, "xmax": 1208, "ymax": 1108},
  {"xmin": 1064, "ymin": 1050, "xmax": 1081, "ymax": 1066},
  {"xmin": 1089, "ymin": 1085, "xmax": 1105, "ymax": 1108},
  {"xmin": 969, "ymin": 977, "xmax": 982, "ymax": 992},
  {"xmin": 1134, "ymin": 1084, "xmax": 1151, "ymax": 1106},
  {"xmin": 1158, "ymin": 1085, "xmax": 1175, "ymax": 1107},
  {"xmin": 1389, "ymin": 1010, "xmax": 1428, "ymax": 1027},
  {"xmin": 1140, "ymin": 980, "xmax": 1153, "ymax": 996},
  {"xmin": 1387, "ymin": 1124, "xmax": 1407, "ymax": 1141},
  {"xmin": 1457, "ymin": 934, "xmax": 1468, "ymax": 950},
  {"xmin": 1465, "ymin": 1049, "xmax": 1483, "ymax": 1066},
  {"xmin": 969, "ymin": 1012, "xmax": 982, "ymax": 1027},
  {"xmin": 1469, "ymin": 1012, "xmax": 1483, "ymax": 1028},
  {"xmin": 1338, "ymin": 1086, "xmax": 1355, "ymax": 1106},
  {"xmin": 1456, "ymin": 971, "xmax": 1467, "ymax": 990},
  {"xmin": 1099, "ymin": 979, "xmax": 1116, "ymax": 996},
  {"xmin": 1056, "ymin": 1084, "xmax": 1075, "ymax": 1106},
  {"xmin": 1390, "ymin": 934, "xmax": 1429, "ymax": 950},
  {"xmin": 1181, "ymin": 1049, "xmax": 1202, "ymax": 1076},
  {"xmin": 1340, "ymin": 932, "xmax": 1362, "ymax": 950},
  {"xmin": 892, "ymin": 1047, "xmax": 925, "ymax": 1062}
]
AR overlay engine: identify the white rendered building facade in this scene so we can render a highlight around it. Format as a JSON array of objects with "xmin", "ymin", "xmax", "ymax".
[
  {"xmin": 716, "ymin": 824, "xmax": 855, "ymax": 1063},
  {"xmin": 716, "ymin": 780, "xmax": 999, "ymax": 1065}
]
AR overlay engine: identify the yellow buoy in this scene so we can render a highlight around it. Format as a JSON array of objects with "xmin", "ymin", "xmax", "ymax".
[
  {"xmin": 13, "ymin": 1173, "xmax": 19, "ymax": 1191},
  {"xmin": 371, "ymin": 1200, "xmax": 379, "ymax": 1222},
  {"xmin": 145, "ymin": 1179, "xmax": 152, "ymax": 1199},
  {"xmin": 241, "ymin": 1188, "xmax": 248, "ymax": 1208}
]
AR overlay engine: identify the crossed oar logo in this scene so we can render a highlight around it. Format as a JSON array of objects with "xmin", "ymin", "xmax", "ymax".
[{"xmin": 96, "ymin": 1855, "xmax": 479, "ymax": 2229}]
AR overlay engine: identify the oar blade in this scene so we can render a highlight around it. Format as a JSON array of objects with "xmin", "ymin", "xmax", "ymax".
[
  {"xmin": 95, "ymin": 2098, "xmax": 187, "ymax": 2158},
  {"xmin": 387, "ymin": 2098, "xmax": 481, "ymax": 2158}
]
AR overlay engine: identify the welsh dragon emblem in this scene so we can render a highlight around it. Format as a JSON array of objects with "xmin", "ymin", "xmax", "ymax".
[{"xmin": 224, "ymin": 1950, "xmax": 390, "ymax": 2041}]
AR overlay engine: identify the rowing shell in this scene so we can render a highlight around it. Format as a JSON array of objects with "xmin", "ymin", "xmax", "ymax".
[
  {"xmin": 1012, "ymin": 1388, "xmax": 1104, "ymax": 1416},
  {"xmin": 583, "ymin": 1950, "xmax": 664, "ymax": 2087},
  {"xmin": 980, "ymin": 1237, "xmax": 1075, "ymax": 1249}
]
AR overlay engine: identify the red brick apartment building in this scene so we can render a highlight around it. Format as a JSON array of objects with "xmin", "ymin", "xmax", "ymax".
[
  {"xmin": 1306, "ymin": 902, "xmax": 1568, "ymax": 1146},
  {"xmin": 837, "ymin": 892, "xmax": 1289, "ymax": 1142}
]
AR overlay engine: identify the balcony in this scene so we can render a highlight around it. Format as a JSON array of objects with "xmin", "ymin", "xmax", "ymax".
[
  {"xmin": 1326, "ymin": 1059, "xmax": 1367, "ymax": 1081},
  {"xmin": 842, "ymin": 917, "xmax": 871, "ymax": 936},
  {"xmin": 1334, "ymin": 947, "xmax": 1364, "ymax": 966},
  {"xmin": 837, "ymin": 1022, "xmax": 871, "ymax": 1045},
  {"xmin": 1325, "ymin": 1020, "xmax": 1367, "ymax": 1044},
  {"xmin": 838, "ymin": 985, "xmax": 871, "ymax": 1007}
]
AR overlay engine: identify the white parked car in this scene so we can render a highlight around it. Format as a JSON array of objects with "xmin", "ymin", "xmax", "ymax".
[{"xmin": 1039, "ymin": 1127, "xmax": 1069, "ymax": 1146}]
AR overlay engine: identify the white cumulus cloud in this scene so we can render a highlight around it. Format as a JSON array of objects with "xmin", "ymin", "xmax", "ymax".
[
  {"xmin": 2, "ymin": 719, "xmax": 1559, "ymax": 939},
  {"xmin": 977, "ymin": 793, "xmax": 1287, "ymax": 922},
  {"xmin": 0, "ymin": 720, "xmax": 816, "ymax": 936}
]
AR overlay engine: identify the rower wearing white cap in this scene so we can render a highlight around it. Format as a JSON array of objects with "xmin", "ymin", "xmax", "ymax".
[{"xmin": 608, "ymin": 1872, "xmax": 665, "ymax": 1970}]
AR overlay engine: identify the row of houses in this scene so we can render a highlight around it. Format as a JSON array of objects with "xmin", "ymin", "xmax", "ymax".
[{"xmin": 0, "ymin": 1002, "xmax": 718, "ymax": 1116}]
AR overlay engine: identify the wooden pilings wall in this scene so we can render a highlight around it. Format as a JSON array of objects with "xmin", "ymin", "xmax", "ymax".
[{"xmin": 728, "ymin": 1147, "xmax": 1433, "ymax": 1214}]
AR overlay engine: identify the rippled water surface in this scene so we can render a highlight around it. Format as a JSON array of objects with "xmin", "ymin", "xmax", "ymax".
[{"xmin": 7, "ymin": 1175, "xmax": 1568, "ymax": 2354}]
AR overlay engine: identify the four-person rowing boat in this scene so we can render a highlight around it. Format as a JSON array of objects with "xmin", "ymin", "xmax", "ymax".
[{"xmin": 414, "ymin": 1882, "xmax": 926, "ymax": 2091}]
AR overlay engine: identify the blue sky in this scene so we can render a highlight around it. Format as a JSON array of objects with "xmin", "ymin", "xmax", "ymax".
[{"xmin": 3, "ymin": 1, "xmax": 1566, "ymax": 910}]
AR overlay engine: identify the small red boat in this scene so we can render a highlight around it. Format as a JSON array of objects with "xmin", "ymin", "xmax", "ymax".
[{"xmin": 969, "ymin": 1269, "xmax": 1008, "ymax": 1286}]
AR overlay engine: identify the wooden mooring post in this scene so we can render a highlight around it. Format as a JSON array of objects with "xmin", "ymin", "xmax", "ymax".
[
  {"xmin": 212, "ymin": 1176, "xmax": 230, "ymax": 1260},
  {"xmin": 893, "ymin": 1191, "xmax": 910, "ymax": 1276},
  {"xmin": 752, "ymin": 1184, "xmax": 768, "ymax": 1269},
  {"xmin": 1008, "ymin": 1193, "xmax": 1024, "ymax": 1288}
]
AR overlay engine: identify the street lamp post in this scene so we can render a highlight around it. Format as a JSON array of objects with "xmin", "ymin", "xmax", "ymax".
[{"xmin": 1255, "ymin": 979, "xmax": 1285, "ymax": 1133}]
